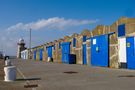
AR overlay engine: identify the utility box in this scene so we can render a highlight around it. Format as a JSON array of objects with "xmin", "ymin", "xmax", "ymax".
[{"xmin": 68, "ymin": 54, "xmax": 76, "ymax": 64}]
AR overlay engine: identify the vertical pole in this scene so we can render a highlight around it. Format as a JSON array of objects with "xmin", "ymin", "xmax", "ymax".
[{"xmin": 29, "ymin": 28, "xmax": 31, "ymax": 59}]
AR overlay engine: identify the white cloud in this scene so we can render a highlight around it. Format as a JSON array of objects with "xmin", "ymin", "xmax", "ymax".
[
  {"xmin": 1, "ymin": 17, "xmax": 99, "ymax": 55},
  {"xmin": 0, "ymin": 35, "xmax": 16, "ymax": 55},
  {"xmin": 7, "ymin": 17, "xmax": 99, "ymax": 31}
]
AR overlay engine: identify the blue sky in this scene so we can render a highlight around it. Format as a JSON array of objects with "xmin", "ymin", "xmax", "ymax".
[{"xmin": 0, "ymin": 0, "xmax": 135, "ymax": 55}]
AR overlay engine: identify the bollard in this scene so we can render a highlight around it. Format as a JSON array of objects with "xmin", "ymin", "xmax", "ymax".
[
  {"xmin": 47, "ymin": 57, "xmax": 53, "ymax": 62},
  {"xmin": 47, "ymin": 57, "xmax": 51, "ymax": 62},
  {"xmin": 5, "ymin": 59, "xmax": 12, "ymax": 66},
  {"xmin": 4, "ymin": 66, "xmax": 16, "ymax": 82}
]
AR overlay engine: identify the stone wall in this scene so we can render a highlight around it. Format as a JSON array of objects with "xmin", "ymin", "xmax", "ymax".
[
  {"xmin": 86, "ymin": 39, "xmax": 91, "ymax": 66},
  {"xmin": 43, "ymin": 45, "xmax": 47, "ymax": 62},
  {"xmin": 30, "ymin": 17, "xmax": 135, "ymax": 68},
  {"xmin": 56, "ymin": 39, "xmax": 64, "ymax": 63}
]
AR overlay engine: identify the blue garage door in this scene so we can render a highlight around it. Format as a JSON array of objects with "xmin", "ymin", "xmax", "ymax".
[
  {"xmin": 83, "ymin": 44, "xmax": 87, "ymax": 65},
  {"xmin": 61, "ymin": 42, "xmax": 70, "ymax": 63},
  {"xmin": 126, "ymin": 36, "xmax": 135, "ymax": 69},
  {"xmin": 39, "ymin": 49, "xmax": 43, "ymax": 61},
  {"xmin": 47, "ymin": 46, "xmax": 53, "ymax": 58},
  {"xmin": 82, "ymin": 36, "xmax": 87, "ymax": 65},
  {"xmin": 34, "ymin": 50, "xmax": 36, "ymax": 60},
  {"xmin": 91, "ymin": 35, "xmax": 109, "ymax": 67}
]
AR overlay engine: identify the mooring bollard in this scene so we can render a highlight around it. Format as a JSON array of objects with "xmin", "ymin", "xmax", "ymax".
[
  {"xmin": 47, "ymin": 57, "xmax": 53, "ymax": 62},
  {"xmin": 4, "ymin": 66, "xmax": 16, "ymax": 82},
  {"xmin": 5, "ymin": 59, "xmax": 12, "ymax": 66}
]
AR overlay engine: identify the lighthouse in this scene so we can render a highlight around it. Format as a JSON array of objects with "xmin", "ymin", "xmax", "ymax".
[{"xmin": 17, "ymin": 38, "xmax": 26, "ymax": 58}]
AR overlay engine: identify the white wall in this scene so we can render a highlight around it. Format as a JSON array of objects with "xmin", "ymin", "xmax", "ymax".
[
  {"xmin": 118, "ymin": 37, "xmax": 127, "ymax": 63},
  {"xmin": 21, "ymin": 50, "xmax": 28, "ymax": 60}
]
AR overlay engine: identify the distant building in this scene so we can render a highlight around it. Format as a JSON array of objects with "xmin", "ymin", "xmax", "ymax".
[
  {"xmin": 17, "ymin": 38, "xmax": 27, "ymax": 58},
  {"xmin": 21, "ymin": 49, "xmax": 28, "ymax": 60}
]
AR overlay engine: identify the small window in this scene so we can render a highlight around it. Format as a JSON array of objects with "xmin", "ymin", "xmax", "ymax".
[
  {"xmin": 118, "ymin": 24, "xmax": 125, "ymax": 37},
  {"xmin": 59, "ymin": 42, "xmax": 61, "ymax": 49},
  {"xmin": 54, "ymin": 44, "xmax": 55, "ymax": 50},
  {"xmin": 73, "ymin": 38, "xmax": 76, "ymax": 47},
  {"xmin": 83, "ymin": 36, "xmax": 86, "ymax": 42}
]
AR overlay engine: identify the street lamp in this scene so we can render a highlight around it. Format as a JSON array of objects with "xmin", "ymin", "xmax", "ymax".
[{"xmin": 29, "ymin": 28, "xmax": 32, "ymax": 59}]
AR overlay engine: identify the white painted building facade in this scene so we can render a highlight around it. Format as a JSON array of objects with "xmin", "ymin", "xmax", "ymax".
[{"xmin": 21, "ymin": 49, "xmax": 28, "ymax": 60}]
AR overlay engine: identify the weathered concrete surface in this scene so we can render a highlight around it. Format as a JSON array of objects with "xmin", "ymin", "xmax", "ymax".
[
  {"xmin": 1, "ymin": 59, "xmax": 135, "ymax": 90},
  {"xmin": 0, "ymin": 59, "xmax": 4, "ymax": 80}
]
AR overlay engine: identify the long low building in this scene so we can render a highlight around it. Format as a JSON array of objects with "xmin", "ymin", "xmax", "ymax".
[{"xmin": 21, "ymin": 17, "xmax": 135, "ymax": 69}]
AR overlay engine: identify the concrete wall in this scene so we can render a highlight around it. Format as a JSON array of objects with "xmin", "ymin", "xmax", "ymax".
[
  {"xmin": 43, "ymin": 45, "xmax": 47, "ymax": 62},
  {"xmin": 52, "ymin": 39, "xmax": 64, "ymax": 63},
  {"xmin": 86, "ymin": 39, "xmax": 91, "ymax": 66}
]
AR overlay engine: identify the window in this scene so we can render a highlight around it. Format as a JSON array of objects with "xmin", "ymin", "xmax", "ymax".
[
  {"xmin": 118, "ymin": 24, "xmax": 125, "ymax": 37},
  {"xmin": 83, "ymin": 36, "xmax": 86, "ymax": 42},
  {"xmin": 54, "ymin": 44, "xmax": 55, "ymax": 50},
  {"xmin": 59, "ymin": 42, "xmax": 61, "ymax": 49},
  {"xmin": 73, "ymin": 38, "xmax": 76, "ymax": 47}
]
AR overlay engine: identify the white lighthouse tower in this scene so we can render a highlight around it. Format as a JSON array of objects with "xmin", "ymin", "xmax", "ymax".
[{"xmin": 17, "ymin": 38, "xmax": 26, "ymax": 58}]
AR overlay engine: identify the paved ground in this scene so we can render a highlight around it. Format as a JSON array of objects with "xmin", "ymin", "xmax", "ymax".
[{"xmin": 1, "ymin": 59, "xmax": 135, "ymax": 90}]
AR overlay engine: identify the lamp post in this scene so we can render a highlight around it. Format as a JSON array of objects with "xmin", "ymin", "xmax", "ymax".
[{"xmin": 29, "ymin": 28, "xmax": 32, "ymax": 59}]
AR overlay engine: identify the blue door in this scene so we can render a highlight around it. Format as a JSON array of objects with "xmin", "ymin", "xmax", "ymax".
[
  {"xmin": 83, "ymin": 44, "xmax": 87, "ymax": 65},
  {"xmin": 39, "ymin": 49, "xmax": 43, "ymax": 61},
  {"xmin": 82, "ymin": 36, "xmax": 87, "ymax": 65},
  {"xmin": 47, "ymin": 46, "xmax": 53, "ymax": 58},
  {"xmin": 61, "ymin": 42, "xmax": 70, "ymax": 63},
  {"xmin": 34, "ymin": 50, "xmax": 36, "ymax": 60},
  {"xmin": 126, "ymin": 36, "xmax": 135, "ymax": 69},
  {"xmin": 91, "ymin": 35, "xmax": 109, "ymax": 67}
]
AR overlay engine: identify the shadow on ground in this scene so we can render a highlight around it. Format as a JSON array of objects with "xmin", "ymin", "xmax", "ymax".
[
  {"xmin": 16, "ymin": 77, "xmax": 41, "ymax": 81},
  {"xmin": 118, "ymin": 75, "xmax": 135, "ymax": 78}
]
